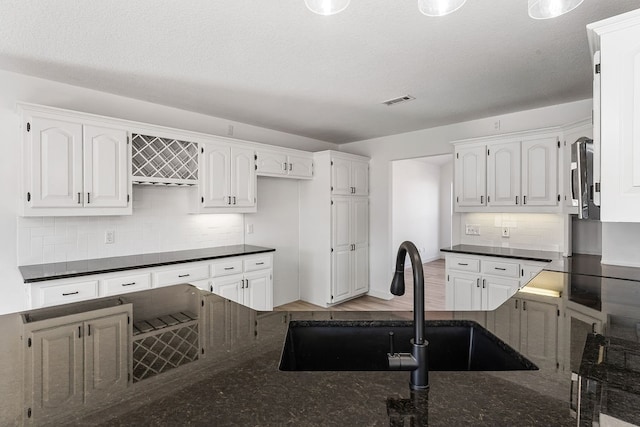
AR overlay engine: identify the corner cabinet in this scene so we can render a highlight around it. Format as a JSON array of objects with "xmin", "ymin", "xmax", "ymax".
[
  {"xmin": 19, "ymin": 105, "xmax": 132, "ymax": 216},
  {"xmin": 588, "ymin": 9, "xmax": 640, "ymax": 222},
  {"xmin": 299, "ymin": 151, "xmax": 370, "ymax": 307},
  {"xmin": 452, "ymin": 128, "xmax": 562, "ymax": 213},
  {"xmin": 192, "ymin": 140, "xmax": 257, "ymax": 213}
]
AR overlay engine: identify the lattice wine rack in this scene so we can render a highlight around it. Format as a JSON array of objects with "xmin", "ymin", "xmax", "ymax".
[
  {"xmin": 131, "ymin": 134, "xmax": 198, "ymax": 185},
  {"xmin": 132, "ymin": 311, "xmax": 199, "ymax": 382}
]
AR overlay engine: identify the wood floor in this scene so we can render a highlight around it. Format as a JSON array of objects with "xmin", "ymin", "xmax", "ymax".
[{"xmin": 275, "ymin": 258, "xmax": 448, "ymax": 314}]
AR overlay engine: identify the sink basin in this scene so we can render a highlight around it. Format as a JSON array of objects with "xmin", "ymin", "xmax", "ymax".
[{"xmin": 279, "ymin": 320, "xmax": 537, "ymax": 371}]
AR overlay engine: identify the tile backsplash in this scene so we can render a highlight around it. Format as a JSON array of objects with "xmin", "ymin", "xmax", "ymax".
[
  {"xmin": 459, "ymin": 213, "xmax": 565, "ymax": 252},
  {"xmin": 17, "ymin": 186, "xmax": 244, "ymax": 265}
]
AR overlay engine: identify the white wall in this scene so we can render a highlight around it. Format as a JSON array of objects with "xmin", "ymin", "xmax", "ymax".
[
  {"xmin": 391, "ymin": 159, "xmax": 441, "ymax": 263},
  {"xmin": 0, "ymin": 70, "xmax": 336, "ymax": 315},
  {"xmin": 245, "ymin": 177, "xmax": 301, "ymax": 307},
  {"xmin": 339, "ymin": 99, "xmax": 592, "ymax": 299},
  {"xmin": 572, "ymin": 218, "xmax": 602, "ymax": 255},
  {"xmin": 602, "ymin": 222, "xmax": 640, "ymax": 267}
]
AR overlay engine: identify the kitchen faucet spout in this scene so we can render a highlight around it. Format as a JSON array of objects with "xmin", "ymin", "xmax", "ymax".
[{"xmin": 387, "ymin": 241, "xmax": 429, "ymax": 390}]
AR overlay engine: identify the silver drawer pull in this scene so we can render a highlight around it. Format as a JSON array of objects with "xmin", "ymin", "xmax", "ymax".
[
  {"xmin": 224, "ymin": 267, "xmax": 235, "ymax": 270},
  {"xmin": 62, "ymin": 291, "xmax": 79, "ymax": 296},
  {"xmin": 178, "ymin": 274, "xmax": 190, "ymax": 278},
  {"xmin": 494, "ymin": 267, "xmax": 507, "ymax": 271},
  {"xmin": 457, "ymin": 263, "xmax": 468, "ymax": 266},
  {"xmin": 121, "ymin": 282, "xmax": 136, "ymax": 286},
  {"xmin": 255, "ymin": 262, "xmax": 265, "ymax": 265}
]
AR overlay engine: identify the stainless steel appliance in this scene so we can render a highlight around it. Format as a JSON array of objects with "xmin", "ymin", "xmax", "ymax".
[{"xmin": 571, "ymin": 137, "xmax": 601, "ymax": 220}]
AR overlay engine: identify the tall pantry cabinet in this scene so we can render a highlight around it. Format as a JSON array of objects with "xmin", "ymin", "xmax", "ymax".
[{"xmin": 299, "ymin": 151, "xmax": 369, "ymax": 307}]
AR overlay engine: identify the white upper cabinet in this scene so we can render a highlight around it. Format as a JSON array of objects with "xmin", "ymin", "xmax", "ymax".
[
  {"xmin": 521, "ymin": 137, "xmax": 559, "ymax": 206},
  {"xmin": 453, "ymin": 129, "xmax": 562, "ymax": 212},
  {"xmin": 256, "ymin": 148, "xmax": 313, "ymax": 179},
  {"xmin": 487, "ymin": 141, "xmax": 520, "ymax": 206},
  {"xmin": 332, "ymin": 156, "xmax": 368, "ymax": 196},
  {"xmin": 21, "ymin": 107, "xmax": 131, "ymax": 216},
  {"xmin": 197, "ymin": 141, "xmax": 256, "ymax": 213},
  {"xmin": 588, "ymin": 9, "xmax": 640, "ymax": 222},
  {"xmin": 455, "ymin": 145, "xmax": 486, "ymax": 207}
]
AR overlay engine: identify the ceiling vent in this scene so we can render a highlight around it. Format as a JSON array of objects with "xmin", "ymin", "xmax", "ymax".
[{"xmin": 382, "ymin": 95, "xmax": 415, "ymax": 106}]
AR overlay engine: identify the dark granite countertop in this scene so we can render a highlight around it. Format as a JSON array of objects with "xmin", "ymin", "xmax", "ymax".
[
  {"xmin": 545, "ymin": 253, "xmax": 640, "ymax": 282},
  {"xmin": 441, "ymin": 244, "xmax": 563, "ymax": 262},
  {"xmin": 18, "ymin": 244, "xmax": 275, "ymax": 283}
]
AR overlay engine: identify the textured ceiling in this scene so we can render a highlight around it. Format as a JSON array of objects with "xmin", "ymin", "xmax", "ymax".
[{"xmin": 1, "ymin": 0, "xmax": 639, "ymax": 143}]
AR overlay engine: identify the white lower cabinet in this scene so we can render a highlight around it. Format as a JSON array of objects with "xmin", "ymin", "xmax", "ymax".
[
  {"xmin": 486, "ymin": 295, "xmax": 559, "ymax": 371},
  {"xmin": 210, "ymin": 254, "xmax": 274, "ymax": 311},
  {"xmin": 445, "ymin": 254, "xmax": 523, "ymax": 311},
  {"xmin": 200, "ymin": 293, "xmax": 255, "ymax": 355},
  {"xmin": 23, "ymin": 303, "xmax": 131, "ymax": 424}
]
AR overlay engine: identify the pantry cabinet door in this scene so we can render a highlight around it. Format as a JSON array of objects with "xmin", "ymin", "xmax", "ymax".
[
  {"xmin": 83, "ymin": 126, "xmax": 129, "ymax": 208},
  {"xmin": 521, "ymin": 137, "xmax": 559, "ymax": 206},
  {"xmin": 487, "ymin": 141, "xmax": 520, "ymax": 206},
  {"xmin": 29, "ymin": 117, "xmax": 83, "ymax": 208},
  {"xmin": 351, "ymin": 160, "xmax": 369, "ymax": 196},
  {"xmin": 331, "ymin": 157, "xmax": 351, "ymax": 195}
]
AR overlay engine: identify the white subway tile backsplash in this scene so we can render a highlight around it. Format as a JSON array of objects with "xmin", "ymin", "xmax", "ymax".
[
  {"xmin": 460, "ymin": 213, "xmax": 565, "ymax": 252},
  {"xmin": 17, "ymin": 186, "xmax": 245, "ymax": 265}
]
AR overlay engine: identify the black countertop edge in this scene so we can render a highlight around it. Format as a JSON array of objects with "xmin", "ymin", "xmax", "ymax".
[
  {"xmin": 19, "ymin": 245, "xmax": 276, "ymax": 283},
  {"xmin": 440, "ymin": 244, "xmax": 559, "ymax": 263}
]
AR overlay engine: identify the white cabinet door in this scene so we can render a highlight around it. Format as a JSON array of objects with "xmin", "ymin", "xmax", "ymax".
[
  {"xmin": 455, "ymin": 145, "xmax": 486, "ymax": 207},
  {"xmin": 599, "ymin": 24, "xmax": 640, "ymax": 221},
  {"xmin": 449, "ymin": 272, "xmax": 482, "ymax": 311},
  {"xmin": 28, "ymin": 322, "xmax": 84, "ymax": 420},
  {"xmin": 201, "ymin": 143, "xmax": 231, "ymax": 207},
  {"xmin": 487, "ymin": 141, "xmax": 520, "ymax": 206},
  {"xmin": 331, "ymin": 197, "xmax": 352, "ymax": 303},
  {"xmin": 256, "ymin": 150, "xmax": 287, "ymax": 176},
  {"xmin": 482, "ymin": 276, "xmax": 519, "ymax": 311},
  {"xmin": 520, "ymin": 298, "xmax": 558, "ymax": 370},
  {"xmin": 231, "ymin": 147, "xmax": 256, "ymax": 207},
  {"xmin": 351, "ymin": 198, "xmax": 369, "ymax": 246},
  {"xmin": 29, "ymin": 117, "xmax": 83, "ymax": 208},
  {"xmin": 244, "ymin": 270, "xmax": 272, "ymax": 311},
  {"xmin": 332, "ymin": 158, "xmax": 352, "ymax": 195},
  {"xmin": 83, "ymin": 126, "xmax": 129, "ymax": 208},
  {"xmin": 521, "ymin": 137, "xmax": 558, "ymax": 206},
  {"xmin": 83, "ymin": 313, "xmax": 128, "ymax": 405},
  {"xmin": 212, "ymin": 275, "xmax": 243, "ymax": 303},
  {"xmin": 288, "ymin": 154, "xmax": 313, "ymax": 178},
  {"xmin": 352, "ymin": 246, "xmax": 369, "ymax": 295},
  {"xmin": 351, "ymin": 160, "xmax": 369, "ymax": 195},
  {"xmin": 486, "ymin": 299, "xmax": 521, "ymax": 349}
]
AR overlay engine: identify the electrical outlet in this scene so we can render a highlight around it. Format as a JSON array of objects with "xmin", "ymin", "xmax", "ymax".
[
  {"xmin": 502, "ymin": 227, "xmax": 510, "ymax": 238},
  {"xmin": 105, "ymin": 230, "xmax": 115, "ymax": 244},
  {"xmin": 465, "ymin": 224, "xmax": 480, "ymax": 236}
]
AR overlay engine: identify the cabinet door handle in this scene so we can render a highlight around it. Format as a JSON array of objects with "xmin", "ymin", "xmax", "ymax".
[
  {"xmin": 494, "ymin": 267, "xmax": 506, "ymax": 271},
  {"xmin": 289, "ymin": 163, "xmax": 292, "ymax": 171},
  {"xmin": 233, "ymin": 196, "xmax": 237, "ymax": 205},
  {"xmin": 255, "ymin": 262, "xmax": 264, "ymax": 266},
  {"xmin": 227, "ymin": 196, "xmax": 231, "ymax": 205},
  {"xmin": 121, "ymin": 282, "xmax": 136, "ymax": 287},
  {"xmin": 482, "ymin": 279, "xmax": 486, "ymax": 289},
  {"xmin": 283, "ymin": 162, "xmax": 287, "ymax": 171},
  {"xmin": 523, "ymin": 301, "xmax": 527, "ymax": 311},
  {"xmin": 523, "ymin": 195, "xmax": 527, "ymax": 205},
  {"xmin": 515, "ymin": 300, "xmax": 518, "ymax": 309},
  {"xmin": 178, "ymin": 274, "xmax": 190, "ymax": 278},
  {"xmin": 78, "ymin": 192, "xmax": 82, "ymax": 204},
  {"xmin": 62, "ymin": 291, "xmax": 79, "ymax": 296},
  {"xmin": 515, "ymin": 196, "xmax": 519, "ymax": 205},
  {"xmin": 78, "ymin": 326, "xmax": 82, "ymax": 338},
  {"xmin": 476, "ymin": 278, "xmax": 480, "ymax": 288},
  {"xmin": 87, "ymin": 324, "xmax": 91, "ymax": 336},
  {"xmin": 457, "ymin": 262, "xmax": 468, "ymax": 266},
  {"xmin": 87, "ymin": 193, "xmax": 90, "ymax": 204},
  {"xmin": 224, "ymin": 267, "xmax": 235, "ymax": 271}
]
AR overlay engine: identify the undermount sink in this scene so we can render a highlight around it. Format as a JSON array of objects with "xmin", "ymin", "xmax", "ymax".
[{"xmin": 279, "ymin": 320, "xmax": 537, "ymax": 372}]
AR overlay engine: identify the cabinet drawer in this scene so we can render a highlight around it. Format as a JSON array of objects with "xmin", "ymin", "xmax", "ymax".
[
  {"xmin": 447, "ymin": 256, "xmax": 480, "ymax": 272},
  {"xmin": 482, "ymin": 259, "xmax": 520, "ymax": 278},
  {"xmin": 32, "ymin": 280, "xmax": 99, "ymax": 308},
  {"xmin": 154, "ymin": 265, "xmax": 209, "ymax": 287},
  {"xmin": 244, "ymin": 256, "xmax": 272, "ymax": 272},
  {"xmin": 211, "ymin": 259, "xmax": 243, "ymax": 277},
  {"xmin": 102, "ymin": 273, "xmax": 151, "ymax": 295}
]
